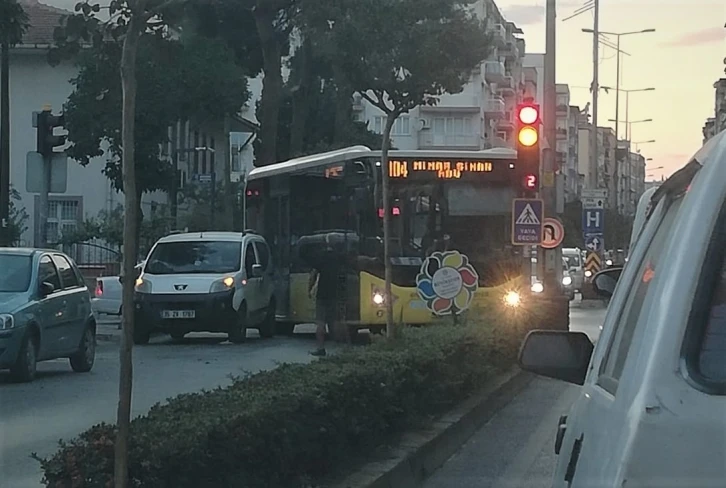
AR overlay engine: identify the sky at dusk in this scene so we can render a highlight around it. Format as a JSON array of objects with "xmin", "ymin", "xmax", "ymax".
[
  {"xmin": 44, "ymin": 0, "xmax": 725, "ymax": 180},
  {"xmin": 499, "ymin": 0, "xmax": 725, "ymax": 180}
]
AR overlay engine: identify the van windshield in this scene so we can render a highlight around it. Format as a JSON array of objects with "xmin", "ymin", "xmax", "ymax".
[
  {"xmin": 563, "ymin": 253, "xmax": 581, "ymax": 267},
  {"xmin": 145, "ymin": 241, "xmax": 242, "ymax": 275}
]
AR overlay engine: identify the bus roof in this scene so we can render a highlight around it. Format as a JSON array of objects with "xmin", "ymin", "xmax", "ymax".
[{"xmin": 247, "ymin": 145, "xmax": 518, "ymax": 181}]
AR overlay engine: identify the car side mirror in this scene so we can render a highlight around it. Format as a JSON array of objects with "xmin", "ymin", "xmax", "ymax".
[
  {"xmin": 518, "ymin": 330, "xmax": 594, "ymax": 385},
  {"xmin": 251, "ymin": 264, "xmax": 264, "ymax": 278},
  {"xmin": 39, "ymin": 281, "xmax": 55, "ymax": 297},
  {"xmin": 592, "ymin": 267, "xmax": 623, "ymax": 298}
]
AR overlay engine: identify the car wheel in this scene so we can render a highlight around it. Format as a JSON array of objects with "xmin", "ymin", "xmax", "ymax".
[
  {"xmin": 258, "ymin": 301, "xmax": 276, "ymax": 339},
  {"xmin": 70, "ymin": 326, "xmax": 96, "ymax": 373},
  {"xmin": 10, "ymin": 333, "xmax": 37, "ymax": 383},
  {"xmin": 170, "ymin": 331, "xmax": 186, "ymax": 342},
  {"xmin": 133, "ymin": 321, "xmax": 151, "ymax": 345},
  {"xmin": 228, "ymin": 304, "xmax": 247, "ymax": 344}
]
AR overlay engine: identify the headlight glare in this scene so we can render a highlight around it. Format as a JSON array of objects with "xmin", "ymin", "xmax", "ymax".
[
  {"xmin": 531, "ymin": 282, "xmax": 544, "ymax": 294},
  {"xmin": 210, "ymin": 276, "xmax": 236, "ymax": 293},
  {"xmin": 562, "ymin": 276, "xmax": 572, "ymax": 286},
  {"xmin": 135, "ymin": 275, "xmax": 152, "ymax": 293},
  {"xmin": 372, "ymin": 292, "xmax": 384, "ymax": 305},
  {"xmin": 503, "ymin": 290, "xmax": 521, "ymax": 307},
  {"xmin": 584, "ymin": 270, "xmax": 593, "ymax": 278}
]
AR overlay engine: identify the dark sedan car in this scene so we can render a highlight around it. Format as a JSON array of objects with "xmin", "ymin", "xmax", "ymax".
[{"xmin": 0, "ymin": 248, "xmax": 96, "ymax": 382}]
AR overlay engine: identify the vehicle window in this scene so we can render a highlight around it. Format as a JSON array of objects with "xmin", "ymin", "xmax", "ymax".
[
  {"xmin": 52, "ymin": 255, "xmax": 80, "ymax": 288},
  {"xmin": 255, "ymin": 241, "xmax": 270, "ymax": 270},
  {"xmin": 698, "ymin": 265, "xmax": 726, "ymax": 382},
  {"xmin": 244, "ymin": 243, "xmax": 257, "ymax": 276},
  {"xmin": 0, "ymin": 254, "xmax": 33, "ymax": 292},
  {"xmin": 564, "ymin": 254, "xmax": 581, "ymax": 267},
  {"xmin": 146, "ymin": 241, "xmax": 242, "ymax": 275},
  {"xmin": 598, "ymin": 197, "xmax": 683, "ymax": 392},
  {"xmin": 38, "ymin": 255, "xmax": 62, "ymax": 292}
]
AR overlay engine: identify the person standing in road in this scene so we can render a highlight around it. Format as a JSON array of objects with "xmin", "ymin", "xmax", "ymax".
[{"xmin": 308, "ymin": 236, "xmax": 343, "ymax": 357}]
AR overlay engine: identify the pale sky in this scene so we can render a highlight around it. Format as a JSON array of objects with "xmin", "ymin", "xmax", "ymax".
[
  {"xmin": 499, "ymin": 0, "xmax": 726, "ymax": 180},
  {"xmin": 44, "ymin": 0, "xmax": 724, "ymax": 180}
]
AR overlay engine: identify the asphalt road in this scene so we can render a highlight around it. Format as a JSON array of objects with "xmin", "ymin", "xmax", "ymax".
[
  {"xmin": 423, "ymin": 305, "xmax": 607, "ymax": 488},
  {"xmin": 0, "ymin": 327, "xmax": 333, "ymax": 488}
]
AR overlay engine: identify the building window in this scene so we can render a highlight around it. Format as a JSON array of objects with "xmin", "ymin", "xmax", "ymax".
[
  {"xmin": 432, "ymin": 117, "xmax": 472, "ymax": 136},
  {"xmin": 373, "ymin": 116, "xmax": 411, "ymax": 135},
  {"xmin": 43, "ymin": 198, "xmax": 81, "ymax": 244},
  {"xmin": 231, "ymin": 144, "xmax": 242, "ymax": 172}
]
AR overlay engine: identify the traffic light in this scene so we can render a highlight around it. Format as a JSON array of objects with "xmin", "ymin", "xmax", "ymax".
[
  {"xmin": 36, "ymin": 108, "xmax": 66, "ymax": 157},
  {"xmin": 515, "ymin": 103, "xmax": 541, "ymax": 196}
]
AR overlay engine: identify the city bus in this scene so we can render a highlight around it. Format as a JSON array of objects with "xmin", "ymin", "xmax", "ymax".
[{"xmin": 244, "ymin": 145, "xmax": 526, "ymax": 335}]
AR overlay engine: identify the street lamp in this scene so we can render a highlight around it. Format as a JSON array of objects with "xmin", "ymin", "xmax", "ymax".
[
  {"xmin": 602, "ymin": 87, "xmax": 656, "ymax": 139},
  {"xmin": 584, "ymin": 28, "xmax": 655, "ymax": 212},
  {"xmin": 633, "ymin": 140, "xmax": 656, "ymax": 152},
  {"xmin": 608, "ymin": 117, "xmax": 653, "ymax": 140}
]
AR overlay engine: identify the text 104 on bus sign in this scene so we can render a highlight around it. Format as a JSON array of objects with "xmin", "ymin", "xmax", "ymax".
[{"xmin": 389, "ymin": 159, "xmax": 493, "ymax": 179}]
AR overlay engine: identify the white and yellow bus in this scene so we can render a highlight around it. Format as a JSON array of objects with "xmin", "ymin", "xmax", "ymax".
[{"xmin": 244, "ymin": 145, "xmax": 526, "ymax": 334}]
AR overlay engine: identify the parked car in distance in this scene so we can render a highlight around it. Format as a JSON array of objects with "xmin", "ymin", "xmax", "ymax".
[
  {"xmin": 0, "ymin": 248, "xmax": 96, "ymax": 382},
  {"xmin": 91, "ymin": 262, "xmax": 144, "ymax": 317}
]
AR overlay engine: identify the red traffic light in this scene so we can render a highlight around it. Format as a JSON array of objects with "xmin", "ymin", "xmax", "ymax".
[
  {"xmin": 523, "ymin": 173, "xmax": 538, "ymax": 190},
  {"xmin": 517, "ymin": 104, "xmax": 540, "ymax": 125}
]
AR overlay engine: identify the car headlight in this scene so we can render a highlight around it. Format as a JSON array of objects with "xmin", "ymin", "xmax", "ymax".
[
  {"xmin": 372, "ymin": 292, "xmax": 384, "ymax": 305},
  {"xmin": 531, "ymin": 282, "xmax": 544, "ymax": 293},
  {"xmin": 0, "ymin": 314, "xmax": 14, "ymax": 330},
  {"xmin": 210, "ymin": 276, "xmax": 236, "ymax": 293},
  {"xmin": 503, "ymin": 290, "xmax": 521, "ymax": 307},
  {"xmin": 606, "ymin": 259, "xmax": 613, "ymax": 266},
  {"xmin": 562, "ymin": 276, "xmax": 572, "ymax": 286},
  {"xmin": 135, "ymin": 275, "xmax": 152, "ymax": 293},
  {"xmin": 584, "ymin": 270, "xmax": 593, "ymax": 278}
]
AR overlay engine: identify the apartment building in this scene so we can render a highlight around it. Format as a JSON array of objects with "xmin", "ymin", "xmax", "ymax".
[
  {"xmin": 598, "ymin": 127, "xmax": 617, "ymax": 209},
  {"xmin": 357, "ymin": 0, "xmax": 528, "ymax": 151},
  {"xmin": 553, "ymin": 84, "xmax": 582, "ymax": 202},
  {"xmin": 702, "ymin": 78, "xmax": 726, "ymax": 143},
  {"xmin": 614, "ymin": 141, "xmax": 646, "ymax": 216}
]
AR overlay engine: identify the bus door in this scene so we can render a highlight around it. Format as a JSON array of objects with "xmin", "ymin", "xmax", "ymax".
[{"xmin": 268, "ymin": 176, "xmax": 291, "ymax": 319}]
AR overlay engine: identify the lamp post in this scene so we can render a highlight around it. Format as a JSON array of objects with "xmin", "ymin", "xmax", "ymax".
[
  {"xmin": 633, "ymin": 140, "xmax": 656, "ymax": 152},
  {"xmin": 608, "ymin": 117, "xmax": 653, "ymax": 140},
  {"xmin": 603, "ymin": 87, "xmax": 656, "ymax": 139},
  {"xmin": 584, "ymin": 28, "xmax": 655, "ymax": 212}
]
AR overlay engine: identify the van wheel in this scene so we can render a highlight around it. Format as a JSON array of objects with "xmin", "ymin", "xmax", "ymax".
[
  {"xmin": 10, "ymin": 334, "xmax": 37, "ymax": 382},
  {"xmin": 276, "ymin": 323, "xmax": 295, "ymax": 336},
  {"xmin": 259, "ymin": 302, "xmax": 276, "ymax": 339},
  {"xmin": 70, "ymin": 326, "xmax": 96, "ymax": 373},
  {"xmin": 228, "ymin": 305, "xmax": 247, "ymax": 344},
  {"xmin": 133, "ymin": 322, "xmax": 151, "ymax": 345}
]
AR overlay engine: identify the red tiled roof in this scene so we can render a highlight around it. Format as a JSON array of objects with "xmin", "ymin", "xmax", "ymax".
[{"xmin": 17, "ymin": 0, "xmax": 71, "ymax": 46}]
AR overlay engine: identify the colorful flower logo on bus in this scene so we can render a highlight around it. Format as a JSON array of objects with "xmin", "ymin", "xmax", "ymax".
[{"xmin": 416, "ymin": 250, "xmax": 479, "ymax": 315}]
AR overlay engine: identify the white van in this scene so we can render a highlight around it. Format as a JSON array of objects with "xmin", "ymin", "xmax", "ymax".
[
  {"xmin": 133, "ymin": 231, "xmax": 276, "ymax": 344},
  {"xmin": 562, "ymin": 248, "xmax": 584, "ymax": 291},
  {"xmin": 519, "ymin": 129, "xmax": 726, "ymax": 487}
]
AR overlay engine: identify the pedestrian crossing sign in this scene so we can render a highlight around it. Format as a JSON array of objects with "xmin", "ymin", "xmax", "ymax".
[{"xmin": 512, "ymin": 198, "xmax": 544, "ymax": 245}]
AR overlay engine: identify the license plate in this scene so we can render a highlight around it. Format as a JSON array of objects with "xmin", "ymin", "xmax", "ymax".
[{"xmin": 162, "ymin": 310, "xmax": 195, "ymax": 319}]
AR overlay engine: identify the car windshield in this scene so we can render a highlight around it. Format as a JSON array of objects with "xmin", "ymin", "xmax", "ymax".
[
  {"xmin": 0, "ymin": 254, "xmax": 33, "ymax": 292},
  {"xmin": 145, "ymin": 241, "xmax": 242, "ymax": 275}
]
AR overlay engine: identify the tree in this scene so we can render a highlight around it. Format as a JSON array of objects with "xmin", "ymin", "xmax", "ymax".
[
  {"xmin": 7, "ymin": 187, "xmax": 28, "ymax": 245},
  {"xmin": 0, "ymin": 0, "xmax": 28, "ymax": 246},
  {"xmin": 300, "ymin": 0, "xmax": 490, "ymax": 336},
  {"xmin": 47, "ymin": 1, "xmax": 248, "ymax": 484}
]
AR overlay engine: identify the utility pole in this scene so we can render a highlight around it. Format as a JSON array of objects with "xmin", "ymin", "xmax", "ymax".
[
  {"xmin": 0, "ymin": 41, "xmax": 10, "ymax": 246},
  {"xmin": 541, "ymin": 0, "xmax": 560, "ymax": 294},
  {"xmin": 590, "ymin": 0, "xmax": 599, "ymax": 191},
  {"xmin": 613, "ymin": 35, "xmax": 621, "ymax": 213},
  {"xmin": 35, "ymin": 105, "xmax": 65, "ymax": 248}
]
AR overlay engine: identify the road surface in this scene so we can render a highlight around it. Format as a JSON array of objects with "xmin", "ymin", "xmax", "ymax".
[
  {"xmin": 423, "ymin": 305, "xmax": 606, "ymax": 488},
  {"xmin": 0, "ymin": 327, "xmax": 332, "ymax": 488}
]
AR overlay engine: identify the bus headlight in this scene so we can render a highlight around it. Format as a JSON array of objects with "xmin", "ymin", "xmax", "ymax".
[
  {"xmin": 562, "ymin": 276, "xmax": 572, "ymax": 286},
  {"xmin": 530, "ymin": 282, "xmax": 544, "ymax": 294},
  {"xmin": 372, "ymin": 292, "xmax": 384, "ymax": 305},
  {"xmin": 503, "ymin": 291, "xmax": 521, "ymax": 307},
  {"xmin": 584, "ymin": 270, "xmax": 593, "ymax": 278}
]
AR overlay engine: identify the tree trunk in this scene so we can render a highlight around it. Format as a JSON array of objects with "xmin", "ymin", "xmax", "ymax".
[
  {"xmin": 381, "ymin": 114, "xmax": 396, "ymax": 337},
  {"xmin": 114, "ymin": 17, "xmax": 142, "ymax": 488},
  {"xmin": 254, "ymin": 6, "xmax": 283, "ymax": 166},
  {"xmin": 0, "ymin": 41, "xmax": 10, "ymax": 247},
  {"xmin": 289, "ymin": 40, "xmax": 313, "ymax": 156}
]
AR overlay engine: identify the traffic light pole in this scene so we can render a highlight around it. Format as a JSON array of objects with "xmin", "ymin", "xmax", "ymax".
[
  {"xmin": 35, "ymin": 106, "xmax": 66, "ymax": 248},
  {"xmin": 38, "ymin": 153, "xmax": 51, "ymax": 248}
]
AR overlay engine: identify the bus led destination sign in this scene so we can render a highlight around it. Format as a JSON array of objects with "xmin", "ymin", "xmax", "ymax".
[{"xmin": 388, "ymin": 159, "xmax": 494, "ymax": 180}]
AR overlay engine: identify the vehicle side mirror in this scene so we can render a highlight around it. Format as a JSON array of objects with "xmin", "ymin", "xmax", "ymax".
[
  {"xmin": 251, "ymin": 264, "xmax": 264, "ymax": 278},
  {"xmin": 592, "ymin": 267, "xmax": 623, "ymax": 298},
  {"xmin": 39, "ymin": 281, "xmax": 55, "ymax": 297},
  {"xmin": 518, "ymin": 330, "xmax": 594, "ymax": 385}
]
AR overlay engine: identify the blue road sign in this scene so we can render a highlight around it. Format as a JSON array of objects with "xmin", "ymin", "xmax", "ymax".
[
  {"xmin": 512, "ymin": 198, "xmax": 544, "ymax": 245},
  {"xmin": 585, "ymin": 234, "xmax": 604, "ymax": 253},
  {"xmin": 582, "ymin": 208, "xmax": 604, "ymax": 234}
]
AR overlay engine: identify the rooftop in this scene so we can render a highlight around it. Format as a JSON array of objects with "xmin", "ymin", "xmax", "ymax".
[{"xmin": 16, "ymin": 0, "xmax": 70, "ymax": 46}]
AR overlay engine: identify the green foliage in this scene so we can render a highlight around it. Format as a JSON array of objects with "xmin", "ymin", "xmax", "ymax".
[
  {"xmin": 35, "ymin": 322, "xmax": 527, "ymax": 487},
  {"xmin": 0, "ymin": 0, "xmax": 29, "ymax": 46},
  {"xmin": 7, "ymin": 187, "xmax": 28, "ymax": 245},
  {"xmin": 299, "ymin": 0, "xmax": 491, "ymax": 118}
]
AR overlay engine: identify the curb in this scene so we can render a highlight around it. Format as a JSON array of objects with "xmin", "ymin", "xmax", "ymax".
[
  {"xmin": 575, "ymin": 299, "xmax": 607, "ymax": 309},
  {"xmin": 332, "ymin": 368, "xmax": 533, "ymax": 488}
]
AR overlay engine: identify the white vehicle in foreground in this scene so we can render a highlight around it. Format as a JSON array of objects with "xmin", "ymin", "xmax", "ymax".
[
  {"xmin": 133, "ymin": 231, "xmax": 276, "ymax": 344},
  {"xmin": 519, "ymin": 129, "xmax": 726, "ymax": 487}
]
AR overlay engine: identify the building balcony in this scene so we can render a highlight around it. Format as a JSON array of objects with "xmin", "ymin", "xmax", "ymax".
[
  {"xmin": 489, "ymin": 23, "xmax": 507, "ymax": 46},
  {"xmin": 497, "ymin": 76, "xmax": 516, "ymax": 96},
  {"xmin": 484, "ymin": 96, "xmax": 506, "ymax": 117},
  {"xmin": 418, "ymin": 132, "xmax": 480, "ymax": 150},
  {"xmin": 556, "ymin": 128, "xmax": 568, "ymax": 138},
  {"xmin": 556, "ymin": 104, "xmax": 568, "ymax": 113},
  {"xmin": 484, "ymin": 61, "xmax": 506, "ymax": 83},
  {"xmin": 497, "ymin": 112, "xmax": 515, "ymax": 130}
]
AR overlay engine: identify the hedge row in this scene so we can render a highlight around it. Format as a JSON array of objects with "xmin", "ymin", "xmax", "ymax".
[{"xmin": 38, "ymin": 321, "xmax": 529, "ymax": 488}]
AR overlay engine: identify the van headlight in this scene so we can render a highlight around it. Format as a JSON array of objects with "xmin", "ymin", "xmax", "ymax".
[
  {"xmin": 584, "ymin": 270, "xmax": 593, "ymax": 278},
  {"xmin": 530, "ymin": 282, "xmax": 544, "ymax": 294},
  {"xmin": 210, "ymin": 276, "xmax": 236, "ymax": 293},
  {"xmin": 503, "ymin": 290, "xmax": 521, "ymax": 307},
  {"xmin": 562, "ymin": 276, "xmax": 572, "ymax": 286},
  {"xmin": 135, "ymin": 275, "xmax": 152, "ymax": 293},
  {"xmin": 372, "ymin": 292, "xmax": 384, "ymax": 305},
  {"xmin": 606, "ymin": 259, "xmax": 613, "ymax": 266},
  {"xmin": 0, "ymin": 314, "xmax": 15, "ymax": 330}
]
